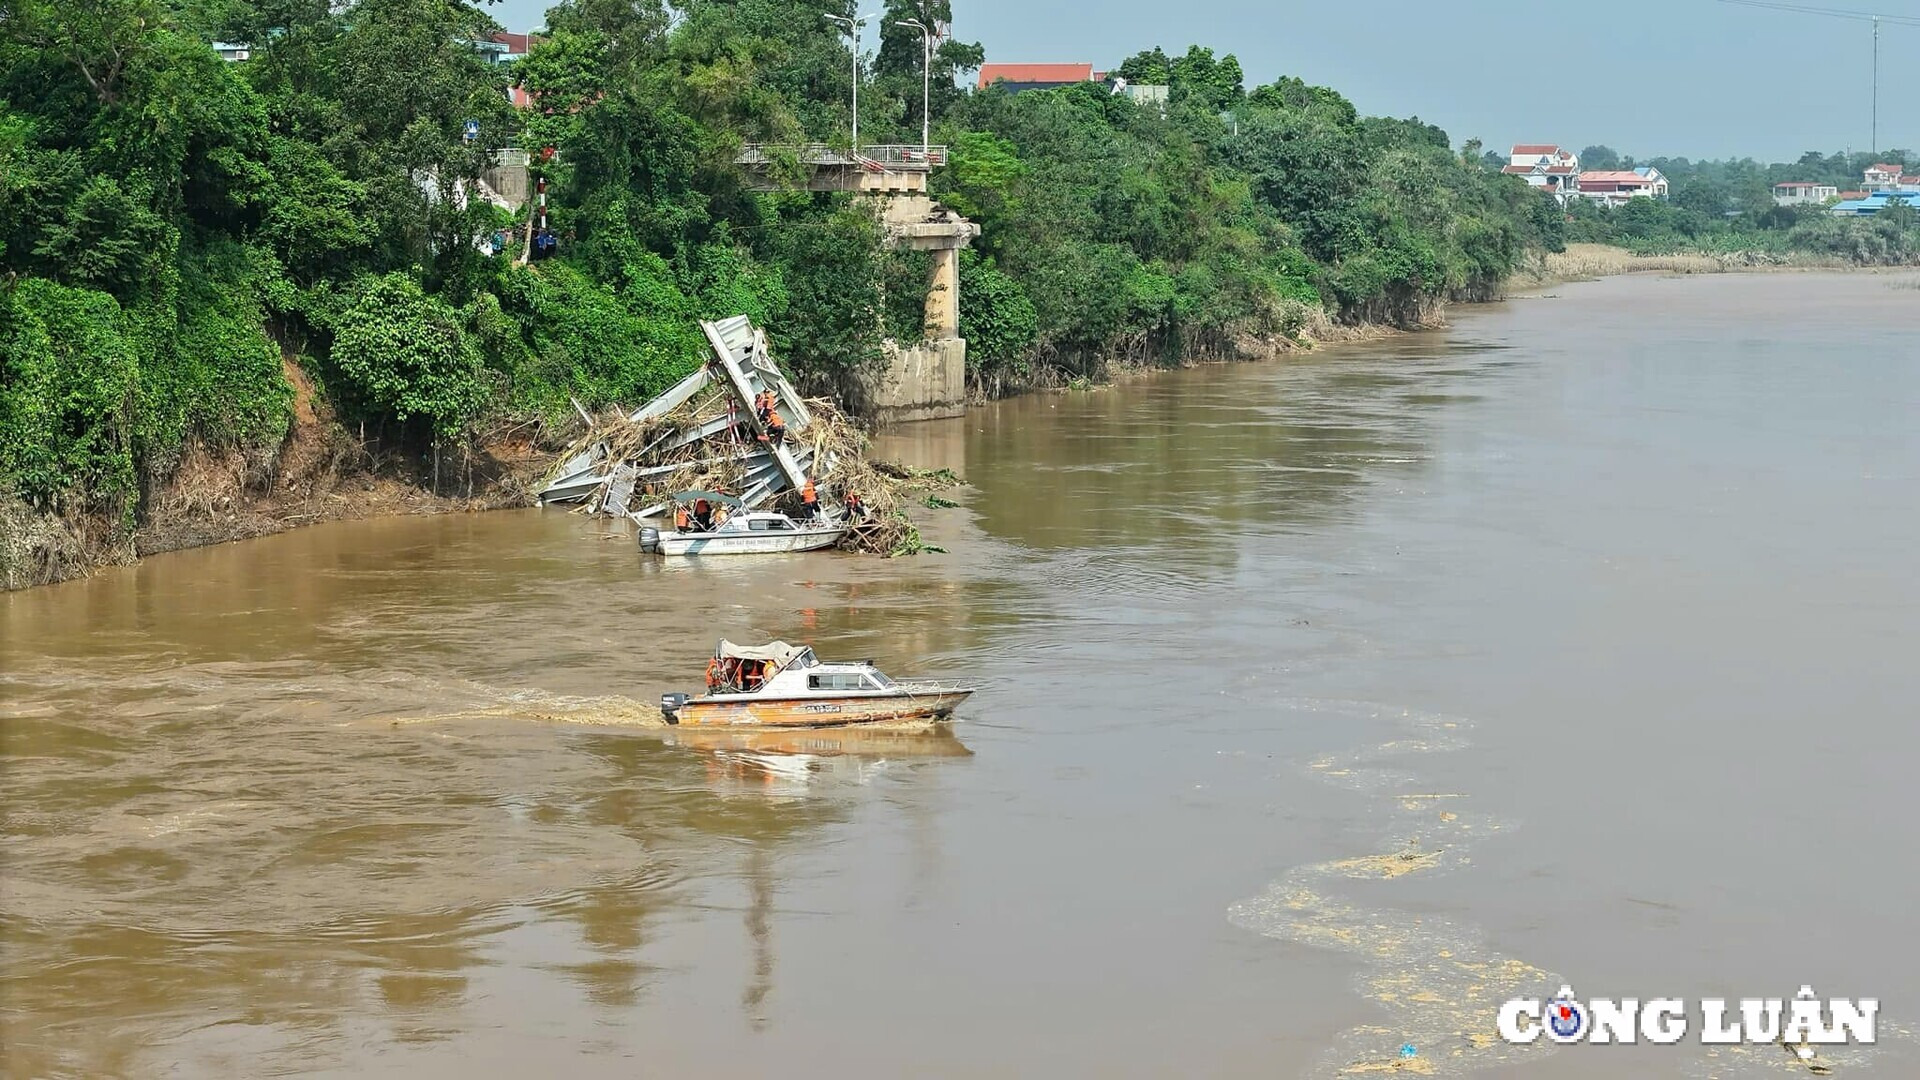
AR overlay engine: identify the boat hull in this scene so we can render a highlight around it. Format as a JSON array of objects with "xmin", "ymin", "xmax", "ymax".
[
  {"xmin": 670, "ymin": 690, "xmax": 973, "ymax": 728},
  {"xmin": 649, "ymin": 527, "xmax": 845, "ymax": 556}
]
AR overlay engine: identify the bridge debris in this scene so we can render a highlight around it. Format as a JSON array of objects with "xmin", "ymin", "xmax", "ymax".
[{"xmin": 536, "ymin": 316, "xmax": 956, "ymax": 555}]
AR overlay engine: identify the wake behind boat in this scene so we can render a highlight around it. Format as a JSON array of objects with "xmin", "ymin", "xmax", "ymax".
[{"xmin": 660, "ymin": 641, "xmax": 974, "ymax": 728}]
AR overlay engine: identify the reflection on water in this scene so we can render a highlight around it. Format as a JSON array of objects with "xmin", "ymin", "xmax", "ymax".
[{"xmin": 7, "ymin": 271, "xmax": 1919, "ymax": 1077}]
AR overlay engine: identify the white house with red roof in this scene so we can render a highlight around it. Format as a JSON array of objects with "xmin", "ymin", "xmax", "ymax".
[
  {"xmin": 1772, "ymin": 181, "xmax": 1838, "ymax": 206},
  {"xmin": 1503, "ymin": 144, "xmax": 1580, "ymax": 201},
  {"xmin": 1576, "ymin": 167, "xmax": 1669, "ymax": 206},
  {"xmin": 1862, "ymin": 163, "xmax": 1911, "ymax": 191}
]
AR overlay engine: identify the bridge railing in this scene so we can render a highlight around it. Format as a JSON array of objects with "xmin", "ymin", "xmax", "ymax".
[{"xmin": 737, "ymin": 143, "xmax": 948, "ymax": 170}]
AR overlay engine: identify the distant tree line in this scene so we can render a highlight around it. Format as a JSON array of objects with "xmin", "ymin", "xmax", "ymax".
[{"xmin": 1479, "ymin": 145, "xmax": 1920, "ymax": 260}]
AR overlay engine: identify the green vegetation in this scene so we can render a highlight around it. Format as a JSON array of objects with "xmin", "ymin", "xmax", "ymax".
[
  {"xmin": 1552, "ymin": 146, "xmax": 1919, "ymax": 261},
  {"xmin": 3, "ymin": 0, "xmax": 1567, "ymax": 539}
]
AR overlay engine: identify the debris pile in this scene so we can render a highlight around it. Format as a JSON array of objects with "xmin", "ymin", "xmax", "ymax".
[{"xmin": 537, "ymin": 316, "xmax": 953, "ymax": 555}]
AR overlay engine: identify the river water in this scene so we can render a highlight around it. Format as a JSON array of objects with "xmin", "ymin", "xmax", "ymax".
[{"xmin": 4, "ymin": 271, "xmax": 1918, "ymax": 1078}]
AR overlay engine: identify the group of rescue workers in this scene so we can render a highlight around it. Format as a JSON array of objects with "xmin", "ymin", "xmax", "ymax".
[
  {"xmin": 705, "ymin": 655, "xmax": 775, "ymax": 693},
  {"xmin": 659, "ymin": 386, "xmax": 875, "ymax": 535}
]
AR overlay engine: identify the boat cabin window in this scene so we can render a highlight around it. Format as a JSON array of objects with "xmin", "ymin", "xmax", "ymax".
[
  {"xmin": 863, "ymin": 669, "xmax": 895, "ymax": 689},
  {"xmin": 808, "ymin": 672, "xmax": 870, "ymax": 691},
  {"xmin": 748, "ymin": 516, "xmax": 795, "ymax": 531},
  {"xmin": 791, "ymin": 648, "xmax": 818, "ymax": 668}
]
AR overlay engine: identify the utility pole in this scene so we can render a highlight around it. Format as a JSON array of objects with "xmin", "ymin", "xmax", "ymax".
[
  {"xmin": 1715, "ymin": 1, "xmax": 1917, "ymax": 158},
  {"xmin": 823, "ymin": 12, "xmax": 871, "ymax": 152},
  {"xmin": 897, "ymin": 18, "xmax": 932, "ymax": 156}
]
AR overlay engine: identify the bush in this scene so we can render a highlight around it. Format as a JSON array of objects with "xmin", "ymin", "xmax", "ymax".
[
  {"xmin": 0, "ymin": 279, "xmax": 141, "ymax": 512},
  {"xmin": 332, "ymin": 273, "xmax": 489, "ymax": 439},
  {"xmin": 957, "ymin": 252, "xmax": 1037, "ymax": 379}
]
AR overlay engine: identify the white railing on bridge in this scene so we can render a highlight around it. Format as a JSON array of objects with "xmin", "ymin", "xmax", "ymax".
[{"xmin": 736, "ymin": 143, "xmax": 948, "ymax": 170}]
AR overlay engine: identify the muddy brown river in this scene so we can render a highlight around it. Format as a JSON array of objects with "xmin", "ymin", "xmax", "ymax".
[{"xmin": 4, "ymin": 272, "xmax": 1919, "ymax": 1078}]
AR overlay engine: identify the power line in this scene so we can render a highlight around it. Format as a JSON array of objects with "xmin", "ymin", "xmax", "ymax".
[
  {"xmin": 1715, "ymin": 0, "xmax": 1920, "ymax": 153},
  {"xmin": 1715, "ymin": 0, "xmax": 1920, "ymax": 26}
]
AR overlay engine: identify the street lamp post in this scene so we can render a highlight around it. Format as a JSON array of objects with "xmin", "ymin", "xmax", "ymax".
[
  {"xmin": 896, "ymin": 18, "xmax": 932, "ymax": 156},
  {"xmin": 823, "ymin": 12, "xmax": 870, "ymax": 152}
]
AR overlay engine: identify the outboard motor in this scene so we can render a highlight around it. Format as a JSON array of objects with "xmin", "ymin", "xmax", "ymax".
[
  {"xmin": 638, "ymin": 526, "xmax": 660, "ymax": 553},
  {"xmin": 660, "ymin": 693, "xmax": 688, "ymax": 724}
]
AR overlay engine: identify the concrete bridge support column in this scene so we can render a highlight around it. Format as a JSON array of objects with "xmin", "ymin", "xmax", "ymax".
[{"xmin": 925, "ymin": 246, "xmax": 960, "ymax": 339}]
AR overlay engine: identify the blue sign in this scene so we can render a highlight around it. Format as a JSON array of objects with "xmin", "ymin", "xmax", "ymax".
[{"xmin": 462, "ymin": 119, "xmax": 480, "ymax": 143}]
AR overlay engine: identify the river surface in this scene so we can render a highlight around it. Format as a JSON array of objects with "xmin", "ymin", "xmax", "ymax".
[{"xmin": 4, "ymin": 271, "xmax": 1918, "ymax": 1079}]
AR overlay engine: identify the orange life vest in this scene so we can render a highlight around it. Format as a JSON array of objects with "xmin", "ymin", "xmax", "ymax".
[{"xmin": 802, "ymin": 479, "xmax": 817, "ymax": 505}]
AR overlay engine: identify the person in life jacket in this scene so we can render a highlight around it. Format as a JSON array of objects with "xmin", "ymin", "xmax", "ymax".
[
  {"xmin": 674, "ymin": 503, "xmax": 690, "ymax": 531},
  {"xmin": 801, "ymin": 478, "xmax": 818, "ymax": 520},
  {"xmin": 844, "ymin": 490, "xmax": 866, "ymax": 519},
  {"xmin": 764, "ymin": 407, "xmax": 786, "ymax": 445},
  {"xmin": 692, "ymin": 498, "xmax": 713, "ymax": 530},
  {"xmin": 755, "ymin": 390, "xmax": 774, "ymax": 424},
  {"xmin": 705, "ymin": 656, "xmax": 722, "ymax": 691}
]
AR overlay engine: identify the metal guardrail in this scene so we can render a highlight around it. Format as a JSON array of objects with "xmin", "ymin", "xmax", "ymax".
[
  {"xmin": 489, "ymin": 148, "xmax": 562, "ymax": 168},
  {"xmin": 736, "ymin": 143, "xmax": 948, "ymax": 170}
]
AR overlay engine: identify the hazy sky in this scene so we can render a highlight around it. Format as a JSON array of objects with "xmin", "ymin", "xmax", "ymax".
[{"xmin": 488, "ymin": 0, "xmax": 1919, "ymax": 162}]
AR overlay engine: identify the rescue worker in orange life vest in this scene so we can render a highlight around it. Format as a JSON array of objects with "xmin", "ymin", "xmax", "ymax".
[
  {"xmin": 674, "ymin": 503, "xmax": 690, "ymax": 531},
  {"xmin": 764, "ymin": 406, "xmax": 786, "ymax": 445},
  {"xmin": 801, "ymin": 478, "xmax": 818, "ymax": 520}
]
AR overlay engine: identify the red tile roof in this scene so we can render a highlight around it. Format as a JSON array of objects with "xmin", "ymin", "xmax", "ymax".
[
  {"xmin": 1580, "ymin": 170, "xmax": 1656, "ymax": 184},
  {"xmin": 1868, "ymin": 163, "xmax": 1905, "ymax": 173},
  {"xmin": 489, "ymin": 31, "xmax": 535, "ymax": 53},
  {"xmin": 1510, "ymin": 143, "xmax": 1562, "ymax": 156},
  {"xmin": 977, "ymin": 63, "xmax": 1095, "ymax": 89}
]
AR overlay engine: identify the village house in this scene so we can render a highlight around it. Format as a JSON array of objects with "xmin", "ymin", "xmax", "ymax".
[
  {"xmin": 1576, "ymin": 167, "xmax": 1669, "ymax": 206},
  {"xmin": 1831, "ymin": 189, "xmax": 1920, "ymax": 216},
  {"xmin": 976, "ymin": 63, "xmax": 1104, "ymax": 92},
  {"xmin": 478, "ymin": 31, "xmax": 536, "ymax": 65},
  {"xmin": 1502, "ymin": 144, "xmax": 1580, "ymax": 201},
  {"xmin": 1772, "ymin": 181, "xmax": 1839, "ymax": 206},
  {"xmin": 1861, "ymin": 163, "xmax": 1908, "ymax": 191}
]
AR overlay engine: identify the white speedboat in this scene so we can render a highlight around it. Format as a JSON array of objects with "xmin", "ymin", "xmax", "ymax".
[
  {"xmin": 639, "ymin": 510, "xmax": 846, "ymax": 556},
  {"xmin": 661, "ymin": 641, "xmax": 975, "ymax": 727}
]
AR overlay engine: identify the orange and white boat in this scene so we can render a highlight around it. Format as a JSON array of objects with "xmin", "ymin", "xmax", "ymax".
[{"xmin": 660, "ymin": 640, "xmax": 974, "ymax": 728}]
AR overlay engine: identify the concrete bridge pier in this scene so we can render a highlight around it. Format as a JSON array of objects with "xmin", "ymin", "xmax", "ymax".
[
  {"xmin": 734, "ymin": 145, "xmax": 979, "ymax": 423},
  {"xmin": 876, "ymin": 195, "xmax": 978, "ymax": 423}
]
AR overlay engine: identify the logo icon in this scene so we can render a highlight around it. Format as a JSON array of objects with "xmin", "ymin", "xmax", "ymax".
[{"xmin": 1545, "ymin": 985, "xmax": 1588, "ymax": 1043}]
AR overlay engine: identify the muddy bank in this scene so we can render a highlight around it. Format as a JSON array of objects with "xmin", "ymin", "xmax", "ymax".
[
  {"xmin": 2, "ymin": 372, "xmax": 549, "ymax": 591},
  {"xmin": 4, "ymin": 248, "xmax": 1863, "ymax": 592},
  {"xmin": 1514, "ymin": 242, "xmax": 1870, "ymax": 289}
]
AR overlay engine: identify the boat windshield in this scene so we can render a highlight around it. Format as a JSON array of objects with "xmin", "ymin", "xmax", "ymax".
[
  {"xmin": 791, "ymin": 647, "xmax": 818, "ymax": 669},
  {"xmin": 864, "ymin": 668, "xmax": 895, "ymax": 689}
]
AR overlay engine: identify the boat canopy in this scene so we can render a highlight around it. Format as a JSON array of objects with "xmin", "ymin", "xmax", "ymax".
[
  {"xmin": 716, "ymin": 640, "xmax": 809, "ymax": 666},
  {"xmin": 675, "ymin": 489, "xmax": 745, "ymax": 508}
]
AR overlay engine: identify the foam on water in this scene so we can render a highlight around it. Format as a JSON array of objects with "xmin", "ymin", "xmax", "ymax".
[{"xmin": 1228, "ymin": 699, "xmax": 1555, "ymax": 1076}]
